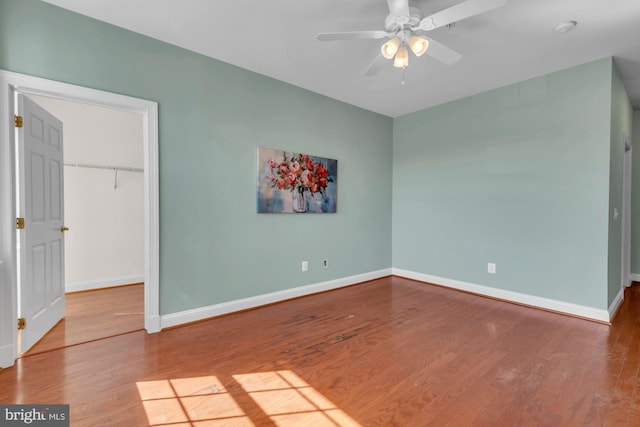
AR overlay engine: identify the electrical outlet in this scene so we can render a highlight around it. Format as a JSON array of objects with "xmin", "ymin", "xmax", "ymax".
[
  {"xmin": 302, "ymin": 261, "xmax": 308, "ymax": 272},
  {"xmin": 488, "ymin": 263, "xmax": 496, "ymax": 274},
  {"xmin": 323, "ymin": 259, "xmax": 329, "ymax": 268}
]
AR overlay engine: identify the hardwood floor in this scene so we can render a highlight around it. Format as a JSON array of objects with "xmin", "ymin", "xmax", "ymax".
[
  {"xmin": 24, "ymin": 284, "xmax": 144, "ymax": 356},
  {"xmin": 2, "ymin": 276, "xmax": 640, "ymax": 426}
]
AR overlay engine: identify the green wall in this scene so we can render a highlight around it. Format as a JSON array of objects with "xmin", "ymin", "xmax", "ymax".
[
  {"xmin": 393, "ymin": 58, "xmax": 613, "ymax": 309},
  {"xmin": 633, "ymin": 111, "xmax": 640, "ymax": 276},
  {"xmin": 608, "ymin": 65, "xmax": 633, "ymax": 305},
  {"xmin": 0, "ymin": 0, "xmax": 393, "ymax": 314}
]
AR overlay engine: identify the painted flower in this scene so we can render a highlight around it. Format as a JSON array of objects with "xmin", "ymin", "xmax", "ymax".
[
  {"xmin": 276, "ymin": 178, "xmax": 286, "ymax": 189},
  {"xmin": 319, "ymin": 177, "xmax": 328, "ymax": 188},
  {"xmin": 301, "ymin": 170, "xmax": 315, "ymax": 187},
  {"xmin": 279, "ymin": 163, "xmax": 288, "ymax": 174},
  {"xmin": 316, "ymin": 163, "xmax": 328, "ymax": 178},
  {"xmin": 285, "ymin": 172, "xmax": 297, "ymax": 186},
  {"xmin": 268, "ymin": 159, "xmax": 277, "ymax": 169},
  {"xmin": 268, "ymin": 173, "xmax": 275, "ymax": 182},
  {"xmin": 305, "ymin": 160, "xmax": 315, "ymax": 171},
  {"xmin": 289, "ymin": 161, "xmax": 302, "ymax": 175}
]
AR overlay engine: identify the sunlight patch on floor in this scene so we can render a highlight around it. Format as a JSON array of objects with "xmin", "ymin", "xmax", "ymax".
[
  {"xmin": 137, "ymin": 371, "xmax": 361, "ymax": 426},
  {"xmin": 137, "ymin": 375, "xmax": 251, "ymax": 425}
]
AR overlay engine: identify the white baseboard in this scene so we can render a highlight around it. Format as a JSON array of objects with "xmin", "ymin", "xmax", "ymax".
[
  {"xmin": 65, "ymin": 275, "xmax": 144, "ymax": 293},
  {"xmin": 0, "ymin": 343, "xmax": 15, "ymax": 369},
  {"xmin": 160, "ymin": 269, "xmax": 392, "ymax": 329},
  {"xmin": 392, "ymin": 268, "xmax": 611, "ymax": 323},
  {"xmin": 630, "ymin": 273, "xmax": 640, "ymax": 284},
  {"xmin": 608, "ymin": 288, "xmax": 625, "ymax": 319}
]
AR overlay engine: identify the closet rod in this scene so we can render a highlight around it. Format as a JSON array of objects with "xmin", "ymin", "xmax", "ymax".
[{"xmin": 64, "ymin": 162, "xmax": 143, "ymax": 173}]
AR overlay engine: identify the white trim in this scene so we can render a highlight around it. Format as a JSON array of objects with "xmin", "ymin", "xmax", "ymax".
[
  {"xmin": 392, "ymin": 268, "xmax": 611, "ymax": 323},
  {"xmin": 630, "ymin": 273, "xmax": 640, "ymax": 283},
  {"xmin": 0, "ymin": 69, "xmax": 160, "ymax": 368},
  {"xmin": 65, "ymin": 276, "xmax": 145, "ymax": 293},
  {"xmin": 0, "ymin": 72, "xmax": 19, "ymax": 368},
  {"xmin": 622, "ymin": 137, "xmax": 632, "ymax": 288},
  {"xmin": 608, "ymin": 287, "xmax": 625, "ymax": 319},
  {"xmin": 160, "ymin": 269, "xmax": 392, "ymax": 329}
]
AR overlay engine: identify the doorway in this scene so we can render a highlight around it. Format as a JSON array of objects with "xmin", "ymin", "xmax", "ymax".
[
  {"xmin": 19, "ymin": 94, "xmax": 145, "ymax": 355},
  {"xmin": 0, "ymin": 70, "xmax": 160, "ymax": 368}
]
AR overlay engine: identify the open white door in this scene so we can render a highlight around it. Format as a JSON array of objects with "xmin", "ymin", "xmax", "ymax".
[{"xmin": 17, "ymin": 94, "xmax": 66, "ymax": 353}]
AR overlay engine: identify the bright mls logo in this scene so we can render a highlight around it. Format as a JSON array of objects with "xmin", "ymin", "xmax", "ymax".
[{"xmin": 0, "ymin": 405, "xmax": 69, "ymax": 426}]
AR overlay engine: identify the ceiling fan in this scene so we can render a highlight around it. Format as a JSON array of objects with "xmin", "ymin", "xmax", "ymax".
[{"xmin": 317, "ymin": 0, "xmax": 507, "ymax": 76}]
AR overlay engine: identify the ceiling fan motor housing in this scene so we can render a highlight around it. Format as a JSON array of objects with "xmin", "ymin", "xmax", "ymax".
[{"xmin": 385, "ymin": 6, "xmax": 423, "ymax": 33}]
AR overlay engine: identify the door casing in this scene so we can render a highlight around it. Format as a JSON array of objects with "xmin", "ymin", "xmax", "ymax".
[
  {"xmin": 0, "ymin": 69, "xmax": 160, "ymax": 368},
  {"xmin": 622, "ymin": 136, "xmax": 632, "ymax": 288}
]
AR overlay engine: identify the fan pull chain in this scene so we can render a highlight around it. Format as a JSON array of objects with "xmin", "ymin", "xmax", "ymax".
[{"xmin": 401, "ymin": 66, "xmax": 406, "ymax": 85}]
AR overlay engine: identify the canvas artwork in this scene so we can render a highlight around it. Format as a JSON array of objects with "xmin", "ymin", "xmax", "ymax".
[{"xmin": 257, "ymin": 147, "xmax": 337, "ymax": 213}]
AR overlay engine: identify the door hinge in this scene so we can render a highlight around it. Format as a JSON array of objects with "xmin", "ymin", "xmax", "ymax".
[
  {"xmin": 14, "ymin": 115, "xmax": 23, "ymax": 128},
  {"xmin": 17, "ymin": 317, "xmax": 26, "ymax": 330},
  {"xmin": 16, "ymin": 217, "xmax": 25, "ymax": 229}
]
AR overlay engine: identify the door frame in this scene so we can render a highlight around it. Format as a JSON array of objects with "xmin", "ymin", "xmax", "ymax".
[
  {"xmin": 622, "ymin": 135, "xmax": 632, "ymax": 288},
  {"xmin": 0, "ymin": 70, "xmax": 160, "ymax": 368}
]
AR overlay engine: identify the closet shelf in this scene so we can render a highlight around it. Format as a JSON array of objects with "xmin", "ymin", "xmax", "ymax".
[{"xmin": 64, "ymin": 162, "xmax": 143, "ymax": 173}]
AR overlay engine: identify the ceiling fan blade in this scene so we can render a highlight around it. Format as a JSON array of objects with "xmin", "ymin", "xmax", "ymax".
[
  {"xmin": 317, "ymin": 31, "xmax": 387, "ymax": 41},
  {"xmin": 423, "ymin": 37, "xmax": 462, "ymax": 65},
  {"xmin": 419, "ymin": 0, "xmax": 506, "ymax": 31},
  {"xmin": 364, "ymin": 54, "xmax": 388, "ymax": 76},
  {"xmin": 387, "ymin": 0, "xmax": 410, "ymax": 17}
]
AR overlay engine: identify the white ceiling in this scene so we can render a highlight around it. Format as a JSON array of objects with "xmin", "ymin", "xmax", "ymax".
[{"xmin": 42, "ymin": 0, "xmax": 640, "ymax": 117}]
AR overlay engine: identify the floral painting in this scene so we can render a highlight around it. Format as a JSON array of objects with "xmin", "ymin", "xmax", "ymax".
[{"xmin": 257, "ymin": 147, "xmax": 337, "ymax": 213}]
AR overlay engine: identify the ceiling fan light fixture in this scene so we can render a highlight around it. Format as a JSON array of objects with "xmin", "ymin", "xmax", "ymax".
[
  {"xmin": 393, "ymin": 46, "xmax": 409, "ymax": 68},
  {"xmin": 381, "ymin": 38, "xmax": 400, "ymax": 59},
  {"xmin": 409, "ymin": 36, "xmax": 429, "ymax": 57}
]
